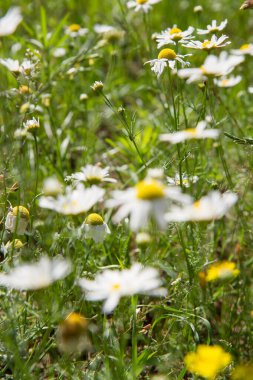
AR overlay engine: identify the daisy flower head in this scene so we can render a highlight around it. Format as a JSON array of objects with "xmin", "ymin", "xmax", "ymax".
[
  {"xmin": 65, "ymin": 164, "xmax": 116, "ymax": 185},
  {"xmin": 145, "ymin": 48, "xmax": 191, "ymax": 78},
  {"xmin": 127, "ymin": 0, "xmax": 161, "ymax": 13},
  {"xmin": 82, "ymin": 213, "xmax": 111, "ymax": 243},
  {"xmin": 0, "ymin": 256, "xmax": 72, "ymax": 290},
  {"xmin": 197, "ymin": 19, "xmax": 228, "ymax": 35},
  {"xmin": 5, "ymin": 206, "xmax": 30, "ymax": 235},
  {"xmin": 178, "ymin": 52, "xmax": 244, "ymax": 83},
  {"xmin": 205, "ymin": 261, "xmax": 240, "ymax": 282},
  {"xmin": 106, "ymin": 178, "xmax": 192, "ymax": 231},
  {"xmin": 184, "ymin": 345, "xmax": 232, "ymax": 380},
  {"xmin": 0, "ymin": 7, "xmax": 22, "ymax": 37},
  {"xmin": 160, "ymin": 119, "xmax": 220, "ymax": 144},
  {"xmin": 183, "ymin": 34, "xmax": 230, "ymax": 51},
  {"xmin": 165, "ymin": 191, "xmax": 238, "ymax": 222},
  {"xmin": 79, "ymin": 263, "xmax": 167, "ymax": 314},
  {"xmin": 231, "ymin": 43, "xmax": 253, "ymax": 56},
  {"xmin": 155, "ymin": 25, "xmax": 195, "ymax": 48},
  {"xmin": 39, "ymin": 184, "xmax": 104, "ymax": 215},
  {"xmin": 65, "ymin": 24, "xmax": 88, "ymax": 37},
  {"xmin": 167, "ymin": 173, "xmax": 199, "ymax": 187},
  {"xmin": 214, "ymin": 75, "xmax": 242, "ymax": 88},
  {"xmin": 23, "ymin": 117, "xmax": 40, "ymax": 134},
  {"xmin": 0, "ymin": 58, "xmax": 22, "ymax": 75}
]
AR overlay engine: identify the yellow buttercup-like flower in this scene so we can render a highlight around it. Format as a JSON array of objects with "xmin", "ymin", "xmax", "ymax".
[
  {"xmin": 206, "ymin": 261, "xmax": 239, "ymax": 282},
  {"xmin": 184, "ymin": 345, "xmax": 232, "ymax": 379}
]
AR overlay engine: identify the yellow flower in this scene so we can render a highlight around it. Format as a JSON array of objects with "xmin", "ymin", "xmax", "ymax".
[
  {"xmin": 206, "ymin": 261, "xmax": 239, "ymax": 282},
  {"xmin": 184, "ymin": 345, "xmax": 232, "ymax": 379},
  {"xmin": 231, "ymin": 363, "xmax": 253, "ymax": 380}
]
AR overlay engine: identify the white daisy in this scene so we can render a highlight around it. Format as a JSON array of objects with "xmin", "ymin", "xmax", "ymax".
[
  {"xmin": 0, "ymin": 256, "xmax": 72, "ymax": 290},
  {"xmin": 183, "ymin": 35, "xmax": 230, "ymax": 50},
  {"xmin": 79, "ymin": 263, "xmax": 167, "ymax": 314},
  {"xmin": 178, "ymin": 52, "xmax": 244, "ymax": 83},
  {"xmin": 106, "ymin": 179, "xmax": 192, "ymax": 231},
  {"xmin": 197, "ymin": 19, "xmax": 228, "ymax": 35},
  {"xmin": 0, "ymin": 7, "xmax": 22, "ymax": 37},
  {"xmin": 65, "ymin": 164, "xmax": 116, "ymax": 185},
  {"xmin": 165, "ymin": 191, "xmax": 238, "ymax": 222},
  {"xmin": 43, "ymin": 177, "xmax": 63, "ymax": 196},
  {"xmin": 214, "ymin": 75, "xmax": 242, "ymax": 88},
  {"xmin": 65, "ymin": 24, "xmax": 88, "ymax": 37},
  {"xmin": 23, "ymin": 117, "xmax": 40, "ymax": 133},
  {"xmin": 5, "ymin": 206, "xmax": 30, "ymax": 235},
  {"xmin": 81, "ymin": 213, "xmax": 111, "ymax": 243},
  {"xmin": 231, "ymin": 43, "xmax": 253, "ymax": 56},
  {"xmin": 0, "ymin": 58, "xmax": 22, "ymax": 75},
  {"xmin": 39, "ymin": 184, "xmax": 104, "ymax": 215},
  {"xmin": 127, "ymin": 0, "xmax": 161, "ymax": 13},
  {"xmin": 145, "ymin": 48, "xmax": 191, "ymax": 78},
  {"xmin": 160, "ymin": 120, "xmax": 220, "ymax": 144},
  {"xmin": 156, "ymin": 26, "xmax": 195, "ymax": 48},
  {"xmin": 167, "ymin": 173, "xmax": 199, "ymax": 187}
]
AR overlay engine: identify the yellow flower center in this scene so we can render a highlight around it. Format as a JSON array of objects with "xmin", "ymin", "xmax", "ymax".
[
  {"xmin": 137, "ymin": 0, "xmax": 148, "ymax": 3},
  {"xmin": 68, "ymin": 24, "xmax": 81, "ymax": 32},
  {"xmin": 86, "ymin": 176, "xmax": 102, "ymax": 185},
  {"xmin": 136, "ymin": 180, "xmax": 165, "ymax": 200},
  {"xmin": 169, "ymin": 27, "xmax": 183, "ymax": 40},
  {"xmin": 193, "ymin": 200, "xmax": 201, "ymax": 209},
  {"xmin": 220, "ymin": 79, "xmax": 229, "ymax": 86},
  {"xmin": 202, "ymin": 40, "xmax": 211, "ymax": 49},
  {"xmin": 65, "ymin": 312, "xmax": 87, "ymax": 328},
  {"xmin": 206, "ymin": 261, "xmax": 240, "ymax": 282},
  {"xmin": 158, "ymin": 48, "xmax": 177, "ymax": 60},
  {"xmin": 186, "ymin": 128, "xmax": 198, "ymax": 136},
  {"xmin": 12, "ymin": 206, "xmax": 30, "ymax": 220},
  {"xmin": 240, "ymin": 43, "xmax": 250, "ymax": 50},
  {"xmin": 85, "ymin": 213, "xmax": 104, "ymax": 226},
  {"xmin": 111, "ymin": 283, "xmax": 121, "ymax": 291}
]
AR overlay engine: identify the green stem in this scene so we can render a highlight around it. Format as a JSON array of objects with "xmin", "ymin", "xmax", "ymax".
[{"xmin": 131, "ymin": 295, "xmax": 138, "ymax": 379}]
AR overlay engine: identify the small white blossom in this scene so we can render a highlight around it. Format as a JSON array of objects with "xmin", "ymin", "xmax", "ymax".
[
  {"xmin": 65, "ymin": 24, "xmax": 88, "ymax": 37},
  {"xmin": 214, "ymin": 76, "xmax": 242, "ymax": 88},
  {"xmin": 0, "ymin": 256, "xmax": 72, "ymax": 290},
  {"xmin": 81, "ymin": 213, "xmax": 111, "ymax": 243},
  {"xmin": 0, "ymin": 58, "xmax": 22, "ymax": 74},
  {"xmin": 167, "ymin": 174, "xmax": 199, "ymax": 187},
  {"xmin": 231, "ymin": 43, "xmax": 253, "ymax": 56},
  {"xmin": 156, "ymin": 26, "xmax": 195, "ymax": 48},
  {"xmin": 66, "ymin": 164, "xmax": 116, "ymax": 185},
  {"xmin": 127, "ymin": 0, "xmax": 162, "ymax": 13},
  {"xmin": 39, "ymin": 184, "xmax": 104, "ymax": 215},
  {"xmin": 183, "ymin": 35, "xmax": 230, "ymax": 50},
  {"xmin": 165, "ymin": 191, "xmax": 238, "ymax": 222},
  {"xmin": 43, "ymin": 177, "xmax": 63, "ymax": 196},
  {"xmin": 160, "ymin": 120, "xmax": 220, "ymax": 144},
  {"xmin": 79, "ymin": 263, "xmax": 167, "ymax": 314},
  {"xmin": 0, "ymin": 7, "xmax": 22, "ymax": 37},
  {"xmin": 197, "ymin": 19, "xmax": 227, "ymax": 35}
]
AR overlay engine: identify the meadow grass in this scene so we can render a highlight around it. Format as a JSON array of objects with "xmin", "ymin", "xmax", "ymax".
[{"xmin": 0, "ymin": 0, "xmax": 253, "ymax": 379}]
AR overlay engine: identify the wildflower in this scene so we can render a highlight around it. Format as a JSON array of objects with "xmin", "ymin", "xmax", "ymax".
[
  {"xmin": 65, "ymin": 24, "xmax": 88, "ymax": 37},
  {"xmin": 136, "ymin": 232, "xmax": 152, "ymax": 246},
  {"xmin": 127, "ymin": 0, "xmax": 162, "ymax": 13},
  {"xmin": 19, "ymin": 85, "xmax": 31, "ymax": 94},
  {"xmin": 91, "ymin": 81, "xmax": 104, "ymax": 93},
  {"xmin": 214, "ymin": 75, "xmax": 242, "ymax": 88},
  {"xmin": 194, "ymin": 5, "xmax": 203, "ymax": 13},
  {"xmin": 5, "ymin": 206, "xmax": 30, "ymax": 235},
  {"xmin": 43, "ymin": 177, "xmax": 63, "ymax": 196},
  {"xmin": 155, "ymin": 26, "xmax": 195, "ymax": 48},
  {"xmin": 94, "ymin": 24, "xmax": 116, "ymax": 34},
  {"xmin": 167, "ymin": 173, "xmax": 199, "ymax": 187},
  {"xmin": 160, "ymin": 119, "xmax": 220, "ymax": 144},
  {"xmin": 0, "ymin": 58, "xmax": 21, "ymax": 75},
  {"xmin": 178, "ymin": 52, "xmax": 244, "ymax": 83},
  {"xmin": 21, "ymin": 59, "xmax": 37, "ymax": 76},
  {"xmin": 23, "ymin": 117, "xmax": 40, "ymax": 133},
  {"xmin": 5, "ymin": 239, "xmax": 24, "ymax": 251},
  {"xmin": 82, "ymin": 213, "xmax": 110, "ymax": 243},
  {"xmin": 231, "ymin": 362, "xmax": 253, "ymax": 379},
  {"xmin": 145, "ymin": 48, "xmax": 191, "ymax": 78},
  {"xmin": 79, "ymin": 263, "xmax": 167, "ymax": 314},
  {"xmin": 80, "ymin": 93, "xmax": 88, "ymax": 101},
  {"xmin": 106, "ymin": 179, "xmax": 192, "ymax": 231},
  {"xmin": 240, "ymin": 0, "xmax": 253, "ymax": 10},
  {"xmin": 39, "ymin": 184, "xmax": 104, "ymax": 215},
  {"xmin": 183, "ymin": 35, "xmax": 230, "ymax": 50},
  {"xmin": 56, "ymin": 312, "xmax": 91, "ymax": 355},
  {"xmin": 197, "ymin": 19, "xmax": 228, "ymax": 35},
  {"xmin": 231, "ymin": 43, "xmax": 253, "ymax": 56},
  {"xmin": 53, "ymin": 47, "xmax": 66, "ymax": 58},
  {"xmin": 184, "ymin": 345, "xmax": 232, "ymax": 379},
  {"xmin": 205, "ymin": 261, "xmax": 240, "ymax": 282},
  {"xmin": 0, "ymin": 256, "xmax": 72, "ymax": 290},
  {"xmin": 66, "ymin": 164, "xmax": 116, "ymax": 185},
  {"xmin": 0, "ymin": 7, "xmax": 22, "ymax": 37},
  {"xmin": 165, "ymin": 191, "xmax": 238, "ymax": 222}
]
